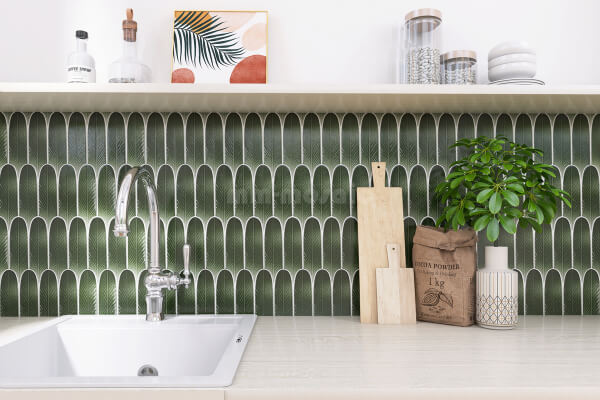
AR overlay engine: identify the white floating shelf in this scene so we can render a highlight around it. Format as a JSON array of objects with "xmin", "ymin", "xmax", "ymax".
[{"xmin": 1, "ymin": 83, "xmax": 599, "ymax": 113}]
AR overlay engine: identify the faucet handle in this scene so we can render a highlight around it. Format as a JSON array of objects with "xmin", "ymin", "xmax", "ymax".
[{"xmin": 182, "ymin": 244, "xmax": 191, "ymax": 287}]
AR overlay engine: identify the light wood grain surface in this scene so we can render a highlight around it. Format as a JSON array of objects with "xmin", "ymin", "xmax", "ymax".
[
  {"xmin": 357, "ymin": 162, "xmax": 405, "ymax": 323},
  {"xmin": 1, "ymin": 317, "xmax": 600, "ymax": 399},
  {"xmin": 376, "ymin": 244, "xmax": 416, "ymax": 324}
]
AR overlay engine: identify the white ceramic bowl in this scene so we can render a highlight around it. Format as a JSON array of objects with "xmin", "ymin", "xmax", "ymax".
[
  {"xmin": 488, "ymin": 41, "xmax": 535, "ymax": 61},
  {"xmin": 488, "ymin": 61, "xmax": 536, "ymax": 81},
  {"xmin": 488, "ymin": 53, "xmax": 536, "ymax": 68}
]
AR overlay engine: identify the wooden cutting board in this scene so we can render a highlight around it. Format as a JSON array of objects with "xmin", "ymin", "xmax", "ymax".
[
  {"xmin": 376, "ymin": 243, "xmax": 416, "ymax": 324},
  {"xmin": 357, "ymin": 162, "xmax": 406, "ymax": 324}
]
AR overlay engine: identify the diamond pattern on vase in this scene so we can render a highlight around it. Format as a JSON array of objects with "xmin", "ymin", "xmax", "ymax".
[
  {"xmin": 0, "ymin": 111, "xmax": 597, "ymax": 316},
  {"xmin": 476, "ymin": 269, "xmax": 519, "ymax": 328}
]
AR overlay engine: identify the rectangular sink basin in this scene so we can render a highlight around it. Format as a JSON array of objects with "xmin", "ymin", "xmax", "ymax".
[{"xmin": 0, "ymin": 314, "xmax": 256, "ymax": 388}]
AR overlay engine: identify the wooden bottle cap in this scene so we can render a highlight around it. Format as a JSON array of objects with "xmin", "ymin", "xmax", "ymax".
[{"xmin": 123, "ymin": 8, "xmax": 137, "ymax": 42}]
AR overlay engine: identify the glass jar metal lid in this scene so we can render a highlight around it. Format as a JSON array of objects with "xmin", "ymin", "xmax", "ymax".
[
  {"xmin": 404, "ymin": 8, "xmax": 442, "ymax": 21},
  {"xmin": 441, "ymin": 50, "xmax": 477, "ymax": 62}
]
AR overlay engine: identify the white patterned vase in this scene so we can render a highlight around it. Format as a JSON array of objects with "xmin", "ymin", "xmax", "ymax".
[{"xmin": 476, "ymin": 246, "xmax": 518, "ymax": 329}]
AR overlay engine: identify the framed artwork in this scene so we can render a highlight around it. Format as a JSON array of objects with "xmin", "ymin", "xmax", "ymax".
[{"xmin": 171, "ymin": 10, "xmax": 268, "ymax": 84}]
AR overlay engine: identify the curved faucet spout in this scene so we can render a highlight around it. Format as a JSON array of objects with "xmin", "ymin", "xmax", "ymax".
[{"xmin": 114, "ymin": 166, "xmax": 160, "ymax": 273}]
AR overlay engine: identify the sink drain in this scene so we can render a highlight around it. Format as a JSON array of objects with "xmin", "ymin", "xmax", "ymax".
[{"xmin": 137, "ymin": 364, "xmax": 159, "ymax": 377}]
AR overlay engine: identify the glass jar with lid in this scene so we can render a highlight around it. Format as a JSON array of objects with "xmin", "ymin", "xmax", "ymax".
[
  {"xmin": 441, "ymin": 50, "xmax": 477, "ymax": 84},
  {"xmin": 398, "ymin": 8, "xmax": 442, "ymax": 84}
]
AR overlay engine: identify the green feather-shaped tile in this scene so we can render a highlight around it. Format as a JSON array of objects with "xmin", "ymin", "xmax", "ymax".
[
  {"xmin": 0, "ymin": 218, "xmax": 7, "ymax": 272},
  {"xmin": 409, "ymin": 165, "xmax": 427, "ymax": 223},
  {"xmin": 157, "ymin": 164, "xmax": 175, "ymax": 220},
  {"xmin": 166, "ymin": 113, "xmax": 185, "ymax": 166},
  {"xmin": 255, "ymin": 269, "xmax": 273, "ymax": 316},
  {"xmin": 39, "ymin": 165, "xmax": 57, "ymax": 218},
  {"xmin": 146, "ymin": 113, "xmax": 165, "ymax": 169},
  {"xmin": 127, "ymin": 217, "xmax": 146, "ymax": 274},
  {"xmin": 399, "ymin": 114, "xmax": 418, "ymax": 167},
  {"xmin": 187, "ymin": 217, "xmax": 205, "ymax": 275},
  {"xmin": 49, "ymin": 217, "xmax": 67, "ymax": 273},
  {"xmin": 205, "ymin": 113, "xmax": 224, "ymax": 168},
  {"xmin": 49, "ymin": 113, "xmax": 67, "ymax": 167},
  {"xmin": 20, "ymin": 270, "xmax": 38, "ymax": 317},
  {"xmin": 438, "ymin": 114, "xmax": 456, "ymax": 168},
  {"xmin": 331, "ymin": 165, "xmax": 350, "ymax": 220},
  {"xmin": 293, "ymin": 165, "xmax": 311, "ymax": 220},
  {"xmin": 283, "ymin": 113, "xmax": 301, "ymax": 167},
  {"xmin": 196, "ymin": 165, "xmax": 215, "ymax": 220},
  {"xmin": 477, "ymin": 114, "xmax": 494, "ymax": 138},
  {"xmin": 350, "ymin": 165, "xmax": 368, "ymax": 217},
  {"xmin": 428, "ymin": 165, "xmax": 445, "ymax": 220},
  {"xmin": 264, "ymin": 113, "xmax": 282, "ymax": 168},
  {"xmin": 215, "ymin": 165, "xmax": 234, "ymax": 220},
  {"xmin": 127, "ymin": 112, "xmax": 145, "ymax": 166},
  {"xmin": 273, "ymin": 165, "xmax": 292, "ymax": 220},
  {"xmin": 216, "ymin": 269, "xmax": 234, "ymax": 314},
  {"xmin": 583, "ymin": 270, "xmax": 599, "ymax": 315},
  {"xmin": 186, "ymin": 113, "xmax": 204, "ymax": 168},
  {"xmin": 419, "ymin": 114, "xmax": 436, "ymax": 169},
  {"xmin": 176, "ymin": 165, "xmax": 194, "ymax": 219},
  {"xmin": 264, "ymin": 217, "xmax": 282, "ymax": 274},
  {"xmin": 553, "ymin": 114, "xmax": 571, "ymax": 170},
  {"xmin": 9, "ymin": 113, "xmax": 27, "ymax": 168},
  {"xmin": 573, "ymin": 218, "xmax": 590, "ymax": 273},
  {"xmin": 88, "ymin": 217, "xmax": 106, "ymax": 274},
  {"xmin": 59, "ymin": 270, "xmax": 77, "ymax": 315},
  {"xmin": 40, "ymin": 270, "xmax": 58, "ymax": 316},
  {"xmin": 312, "ymin": 165, "xmax": 330, "ymax": 220},
  {"xmin": 303, "ymin": 113, "xmax": 320, "ymax": 169},
  {"xmin": 58, "ymin": 165, "xmax": 77, "ymax": 220},
  {"xmin": 322, "ymin": 113, "xmax": 340, "ymax": 169},
  {"xmin": 107, "ymin": 113, "xmax": 126, "ymax": 167},
  {"xmin": 514, "ymin": 114, "xmax": 533, "ymax": 147},
  {"xmin": 236, "ymin": 269, "xmax": 254, "ymax": 314},
  {"xmin": 0, "ymin": 270, "xmax": 18, "ymax": 316},
  {"xmin": 380, "ymin": 114, "xmax": 398, "ymax": 168},
  {"xmin": 29, "ymin": 217, "xmax": 48, "ymax": 274},
  {"xmin": 341, "ymin": 114, "xmax": 359, "ymax": 168},
  {"xmin": 69, "ymin": 217, "xmax": 87, "ymax": 273},
  {"xmin": 9, "ymin": 217, "xmax": 27, "ymax": 274},
  {"xmin": 78, "ymin": 165, "xmax": 97, "ymax": 219},
  {"xmin": 582, "ymin": 166, "xmax": 600, "ymax": 219},
  {"xmin": 516, "ymin": 225, "xmax": 534, "ymax": 274},
  {"xmin": 206, "ymin": 217, "xmax": 224, "ymax": 274},
  {"xmin": 572, "ymin": 114, "xmax": 590, "ymax": 169},
  {"xmin": 313, "ymin": 270, "xmax": 331, "ymax": 316},
  {"xmin": 29, "ymin": 112, "xmax": 47, "ymax": 168},
  {"xmin": 225, "ymin": 113, "xmax": 243, "ymax": 168},
  {"xmin": 118, "ymin": 270, "xmax": 136, "ymax": 314},
  {"xmin": 167, "ymin": 217, "xmax": 185, "ymax": 273},
  {"xmin": 545, "ymin": 269, "xmax": 563, "ymax": 315},
  {"xmin": 554, "ymin": 217, "xmax": 572, "ymax": 274},
  {"xmin": 360, "ymin": 113, "xmax": 378, "ymax": 166},
  {"xmin": 197, "ymin": 269, "xmax": 215, "ymax": 314},
  {"xmin": 177, "ymin": 274, "xmax": 195, "ymax": 314},
  {"xmin": 323, "ymin": 217, "xmax": 340, "ymax": 275},
  {"xmin": 0, "ymin": 113, "xmax": 6, "ymax": 164},
  {"xmin": 226, "ymin": 217, "xmax": 243, "ymax": 275},
  {"xmin": 342, "ymin": 217, "xmax": 358, "ymax": 274},
  {"xmin": 274, "ymin": 269, "xmax": 292, "ymax": 316},
  {"xmin": 245, "ymin": 113, "xmax": 263, "ymax": 168},
  {"xmin": 563, "ymin": 166, "xmax": 581, "ymax": 220},
  {"xmin": 68, "ymin": 113, "xmax": 86, "ymax": 168},
  {"xmin": 255, "ymin": 165, "xmax": 273, "ymax": 221},
  {"xmin": 303, "ymin": 217, "xmax": 321, "ymax": 274},
  {"xmin": 97, "ymin": 165, "xmax": 116, "ymax": 220},
  {"xmin": 19, "ymin": 165, "xmax": 37, "ymax": 220},
  {"xmin": 234, "ymin": 165, "xmax": 253, "ymax": 220},
  {"xmin": 79, "ymin": 269, "xmax": 97, "ymax": 315},
  {"xmin": 245, "ymin": 217, "xmax": 263, "ymax": 273},
  {"xmin": 564, "ymin": 269, "xmax": 582, "ymax": 315},
  {"xmin": 137, "ymin": 270, "xmax": 148, "ymax": 314},
  {"xmin": 525, "ymin": 269, "xmax": 544, "ymax": 315},
  {"xmin": 0, "ymin": 165, "xmax": 18, "ymax": 220},
  {"xmin": 87, "ymin": 113, "xmax": 106, "ymax": 167},
  {"xmin": 333, "ymin": 270, "xmax": 351, "ymax": 316},
  {"xmin": 284, "ymin": 217, "xmax": 302, "ymax": 275},
  {"xmin": 99, "ymin": 269, "xmax": 116, "ymax": 315},
  {"xmin": 294, "ymin": 270, "xmax": 312, "ymax": 316}
]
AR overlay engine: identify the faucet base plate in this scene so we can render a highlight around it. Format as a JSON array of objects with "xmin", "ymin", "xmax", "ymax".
[{"xmin": 146, "ymin": 312, "xmax": 164, "ymax": 322}]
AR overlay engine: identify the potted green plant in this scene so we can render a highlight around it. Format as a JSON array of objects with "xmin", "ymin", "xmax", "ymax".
[{"xmin": 435, "ymin": 136, "xmax": 571, "ymax": 329}]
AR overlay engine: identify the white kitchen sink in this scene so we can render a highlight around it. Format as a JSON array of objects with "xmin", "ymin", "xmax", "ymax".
[{"xmin": 0, "ymin": 314, "xmax": 256, "ymax": 388}]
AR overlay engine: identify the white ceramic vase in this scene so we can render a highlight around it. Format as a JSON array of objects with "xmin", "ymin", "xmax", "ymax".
[{"xmin": 476, "ymin": 246, "xmax": 519, "ymax": 329}]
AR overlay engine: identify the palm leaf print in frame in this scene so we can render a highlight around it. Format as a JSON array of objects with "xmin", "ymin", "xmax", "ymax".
[{"xmin": 173, "ymin": 11, "xmax": 245, "ymax": 69}]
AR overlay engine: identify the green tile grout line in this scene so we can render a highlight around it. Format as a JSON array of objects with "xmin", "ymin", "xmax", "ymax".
[{"xmin": 0, "ymin": 111, "xmax": 599, "ymax": 317}]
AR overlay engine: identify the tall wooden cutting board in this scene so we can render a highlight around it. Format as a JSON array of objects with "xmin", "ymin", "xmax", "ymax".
[{"xmin": 357, "ymin": 162, "xmax": 405, "ymax": 323}]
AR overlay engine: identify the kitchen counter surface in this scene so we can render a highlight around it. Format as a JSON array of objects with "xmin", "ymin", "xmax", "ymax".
[{"xmin": 1, "ymin": 316, "xmax": 600, "ymax": 399}]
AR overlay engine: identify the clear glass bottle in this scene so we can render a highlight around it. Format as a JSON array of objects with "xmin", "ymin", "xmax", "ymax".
[
  {"xmin": 398, "ymin": 8, "xmax": 442, "ymax": 84},
  {"xmin": 441, "ymin": 50, "xmax": 477, "ymax": 84},
  {"xmin": 108, "ymin": 8, "xmax": 151, "ymax": 83},
  {"xmin": 67, "ymin": 30, "xmax": 96, "ymax": 83}
]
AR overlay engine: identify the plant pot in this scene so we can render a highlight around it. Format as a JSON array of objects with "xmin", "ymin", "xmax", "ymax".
[{"xmin": 475, "ymin": 246, "xmax": 519, "ymax": 329}]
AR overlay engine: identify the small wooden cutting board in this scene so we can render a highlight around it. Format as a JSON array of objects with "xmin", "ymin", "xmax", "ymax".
[
  {"xmin": 357, "ymin": 162, "xmax": 405, "ymax": 324},
  {"xmin": 376, "ymin": 244, "xmax": 416, "ymax": 324}
]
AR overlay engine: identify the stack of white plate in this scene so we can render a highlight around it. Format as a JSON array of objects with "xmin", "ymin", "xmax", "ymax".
[{"xmin": 488, "ymin": 41, "xmax": 543, "ymax": 85}]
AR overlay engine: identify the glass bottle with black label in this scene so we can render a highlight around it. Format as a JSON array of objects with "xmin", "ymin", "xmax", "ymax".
[{"xmin": 67, "ymin": 30, "xmax": 96, "ymax": 83}]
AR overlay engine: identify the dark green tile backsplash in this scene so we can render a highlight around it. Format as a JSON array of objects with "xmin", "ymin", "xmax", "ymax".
[{"xmin": 0, "ymin": 111, "xmax": 599, "ymax": 316}]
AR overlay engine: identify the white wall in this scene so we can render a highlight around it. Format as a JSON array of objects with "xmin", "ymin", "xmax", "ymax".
[{"xmin": 1, "ymin": 0, "xmax": 598, "ymax": 84}]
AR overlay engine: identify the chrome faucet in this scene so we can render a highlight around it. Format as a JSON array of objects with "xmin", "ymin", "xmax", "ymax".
[{"xmin": 113, "ymin": 166, "xmax": 191, "ymax": 321}]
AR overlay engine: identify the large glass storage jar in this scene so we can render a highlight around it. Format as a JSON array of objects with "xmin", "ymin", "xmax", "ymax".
[
  {"xmin": 441, "ymin": 50, "xmax": 477, "ymax": 84},
  {"xmin": 400, "ymin": 8, "xmax": 442, "ymax": 84}
]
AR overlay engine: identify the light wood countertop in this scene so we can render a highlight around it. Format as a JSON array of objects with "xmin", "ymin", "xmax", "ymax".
[{"xmin": 1, "ymin": 316, "xmax": 599, "ymax": 399}]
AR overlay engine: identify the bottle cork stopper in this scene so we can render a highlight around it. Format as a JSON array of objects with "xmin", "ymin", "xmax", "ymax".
[{"xmin": 122, "ymin": 8, "xmax": 137, "ymax": 42}]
